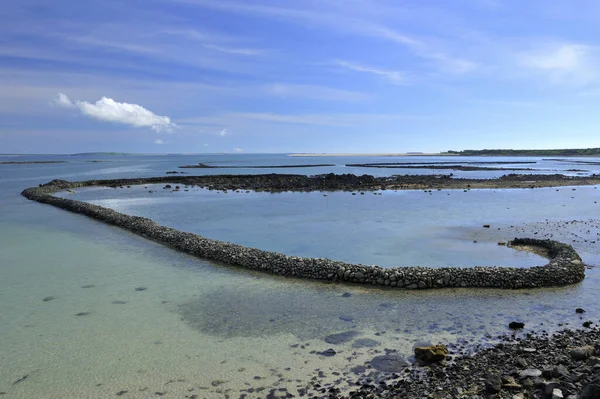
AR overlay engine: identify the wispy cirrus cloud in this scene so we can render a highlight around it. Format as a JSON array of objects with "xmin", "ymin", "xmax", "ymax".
[
  {"xmin": 173, "ymin": 0, "xmax": 477, "ymax": 75},
  {"xmin": 334, "ymin": 60, "xmax": 410, "ymax": 85},
  {"xmin": 54, "ymin": 93, "xmax": 176, "ymax": 132},
  {"xmin": 203, "ymin": 43, "xmax": 264, "ymax": 56},
  {"xmin": 181, "ymin": 112, "xmax": 429, "ymax": 128},
  {"xmin": 266, "ymin": 84, "xmax": 369, "ymax": 101}
]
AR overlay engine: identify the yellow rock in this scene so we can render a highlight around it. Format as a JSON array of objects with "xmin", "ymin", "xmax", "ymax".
[{"xmin": 414, "ymin": 344, "xmax": 448, "ymax": 363}]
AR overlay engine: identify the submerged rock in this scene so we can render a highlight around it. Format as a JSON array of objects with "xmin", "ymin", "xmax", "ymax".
[
  {"xmin": 369, "ymin": 354, "xmax": 408, "ymax": 372},
  {"xmin": 352, "ymin": 338, "xmax": 380, "ymax": 348},
  {"xmin": 324, "ymin": 331, "xmax": 359, "ymax": 345},
  {"xmin": 317, "ymin": 348, "xmax": 336, "ymax": 357}
]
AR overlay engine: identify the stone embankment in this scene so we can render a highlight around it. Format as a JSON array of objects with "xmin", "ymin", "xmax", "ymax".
[{"xmin": 21, "ymin": 176, "xmax": 587, "ymax": 289}]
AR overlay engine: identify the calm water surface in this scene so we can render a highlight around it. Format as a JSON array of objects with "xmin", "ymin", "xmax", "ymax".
[{"xmin": 1, "ymin": 154, "xmax": 600, "ymax": 398}]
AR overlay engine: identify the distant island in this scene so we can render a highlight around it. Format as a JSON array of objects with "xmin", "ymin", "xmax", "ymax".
[
  {"xmin": 442, "ymin": 148, "xmax": 600, "ymax": 156},
  {"xmin": 70, "ymin": 152, "xmax": 130, "ymax": 156},
  {"xmin": 0, "ymin": 161, "xmax": 67, "ymax": 165},
  {"xmin": 290, "ymin": 147, "xmax": 600, "ymax": 157}
]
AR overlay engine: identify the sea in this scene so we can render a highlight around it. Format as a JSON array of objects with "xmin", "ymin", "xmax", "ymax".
[{"xmin": 1, "ymin": 153, "xmax": 599, "ymax": 398}]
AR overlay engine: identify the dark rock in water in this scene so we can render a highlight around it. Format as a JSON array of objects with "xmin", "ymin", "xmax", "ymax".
[
  {"xmin": 81, "ymin": 285, "xmax": 95, "ymax": 289},
  {"xmin": 583, "ymin": 321, "xmax": 593, "ymax": 328},
  {"xmin": 484, "ymin": 374, "xmax": 501, "ymax": 394},
  {"xmin": 43, "ymin": 296, "xmax": 55, "ymax": 302},
  {"xmin": 111, "ymin": 300, "xmax": 127, "ymax": 305},
  {"xmin": 352, "ymin": 338, "xmax": 380, "ymax": 348},
  {"xmin": 341, "ymin": 292, "xmax": 352, "ymax": 298},
  {"xmin": 317, "ymin": 349, "xmax": 336, "ymax": 357},
  {"xmin": 12, "ymin": 375, "xmax": 28, "ymax": 385},
  {"xmin": 509, "ymin": 321, "xmax": 525, "ymax": 329},
  {"xmin": 576, "ymin": 308, "xmax": 586, "ymax": 313},
  {"xmin": 350, "ymin": 365, "xmax": 367, "ymax": 374},
  {"xmin": 483, "ymin": 224, "xmax": 491, "ymax": 228},
  {"xmin": 414, "ymin": 344, "xmax": 448, "ymax": 363},
  {"xmin": 75, "ymin": 312, "xmax": 90, "ymax": 316},
  {"xmin": 369, "ymin": 354, "xmax": 408, "ymax": 372},
  {"xmin": 324, "ymin": 331, "xmax": 360, "ymax": 345},
  {"xmin": 580, "ymin": 374, "xmax": 600, "ymax": 399},
  {"xmin": 134, "ymin": 287, "xmax": 147, "ymax": 291}
]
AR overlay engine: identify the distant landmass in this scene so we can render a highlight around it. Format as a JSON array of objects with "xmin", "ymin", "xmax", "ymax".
[
  {"xmin": 443, "ymin": 148, "xmax": 600, "ymax": 156},
  {"xmin": 70, "ymin": 152, "xmax": 130, "ymax": 156}
]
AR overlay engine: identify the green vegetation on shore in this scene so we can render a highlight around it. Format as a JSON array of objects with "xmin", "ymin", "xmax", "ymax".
[{"xmin": 443, "ymin": 148, "xmax": 600, "ymax": 156}]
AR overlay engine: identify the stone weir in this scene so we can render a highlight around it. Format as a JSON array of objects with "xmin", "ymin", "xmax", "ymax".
[{"xmin": 21, "ymin": 177, "xmax": 586, "ymax": 289}]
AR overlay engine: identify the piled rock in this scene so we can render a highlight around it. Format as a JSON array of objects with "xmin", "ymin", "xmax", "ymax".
[{"xmin": 21, "ymin": 177, "xmax": 587, "ymax": 290}]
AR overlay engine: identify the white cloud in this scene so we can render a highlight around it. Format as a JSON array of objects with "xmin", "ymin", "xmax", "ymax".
[
  {"xmin": 154, "ymin": 139, "xmax": 165, "ymax": 144},
  {"xmin": 518, "ymin": 44, "xmax": 597, "ymax": 86},
  {"xmin": 54, "ymin": 92, "xmax": 76, "ymax": 108},
  {"xmin": 54, "ymin": 93, "xmax": 176, "ymax": 132},
  {"xmin": 520, "ymin": 44, "xmax": 589, "ymax": 70},
  {"xmin": 234, "ymin": 147, "xmax": 244, "ymax": 153},
  {"xmin": 219, "ymin": 128, "xmax": 227, "ymax": 136},
  {"xmin": 334, "ymin": 60, "xmax": 409, "ymax": 85}
]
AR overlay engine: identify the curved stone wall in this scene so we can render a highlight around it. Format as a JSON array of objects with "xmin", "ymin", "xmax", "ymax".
[{"xmin": 21, "ymin": 178, "xmax": 586, "ymax": 289}]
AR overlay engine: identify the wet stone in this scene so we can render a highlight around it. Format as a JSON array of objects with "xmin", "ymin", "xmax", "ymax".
[
  {"xmin": 43, "ymin": 296, "xmax": 55, "ymax": 302},
  {"xmin": 369, "ymin": 354, "xmax": 409, "ymax": 372},
  {"xmin": 509, "ymin": 321, "xmax": 525, "ymax": 329},
  {"xmin": 352, "ymin": 338, "xmax": 381, "ymax": 348},
  {"xmin": 324, "ymin": 331, "xmax": 360, "ymax": 345},
  {"xmin": 350, "ymin": 365, "xmax": 367, "ymax": 375},
  {"xmin": 317, "ymin": 349, "xmax": 336, "ymax": 357}
]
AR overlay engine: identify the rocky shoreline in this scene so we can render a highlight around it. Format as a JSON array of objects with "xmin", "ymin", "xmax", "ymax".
[
  {"xmin": 346, "ymin": 163, "xmax": 538, "ymax": 171},
  {"xmin": 324, "ymin": 326, "xmax": 600, "ymax": 399},
  {"xmin": 20, "ymin": 173, "xmax": 590, "ymax": 290},
  {"xmin": 24, "ymin": 172, "xmax": 600, "ymax": 192}
]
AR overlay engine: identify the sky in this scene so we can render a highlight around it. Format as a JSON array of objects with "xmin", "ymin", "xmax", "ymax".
[{"xmin": 2, "ymin": 0, "xmax": 600, "ymax": 154}]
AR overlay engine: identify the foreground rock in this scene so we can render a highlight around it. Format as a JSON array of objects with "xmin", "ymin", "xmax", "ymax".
[
  {"xmin": 414, "ymin": 344, "xmax": 448, "ymax": 363},
  {"xmin": 327, "ymin": 327, "xmax": 600, "ymax": 399}
]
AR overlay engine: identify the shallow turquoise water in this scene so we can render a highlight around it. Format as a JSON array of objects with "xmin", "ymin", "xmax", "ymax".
[{"xmin": 1, "ymin": 154, "xmax": 600, "ymax": 398}]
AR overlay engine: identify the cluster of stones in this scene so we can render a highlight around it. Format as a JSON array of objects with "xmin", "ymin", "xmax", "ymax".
[
  {"xmin": 21, "ymin": 177, "xmax": 586, "ymax": 290},
  {"xmin": 336, "ymin": 327, "xmax": 600, "ymax": 399}
]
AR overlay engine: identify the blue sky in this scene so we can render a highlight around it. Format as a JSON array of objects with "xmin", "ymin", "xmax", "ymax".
[{"xmin": 2, "ymin": 0, "xmax": 600, "ymax": 153}]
